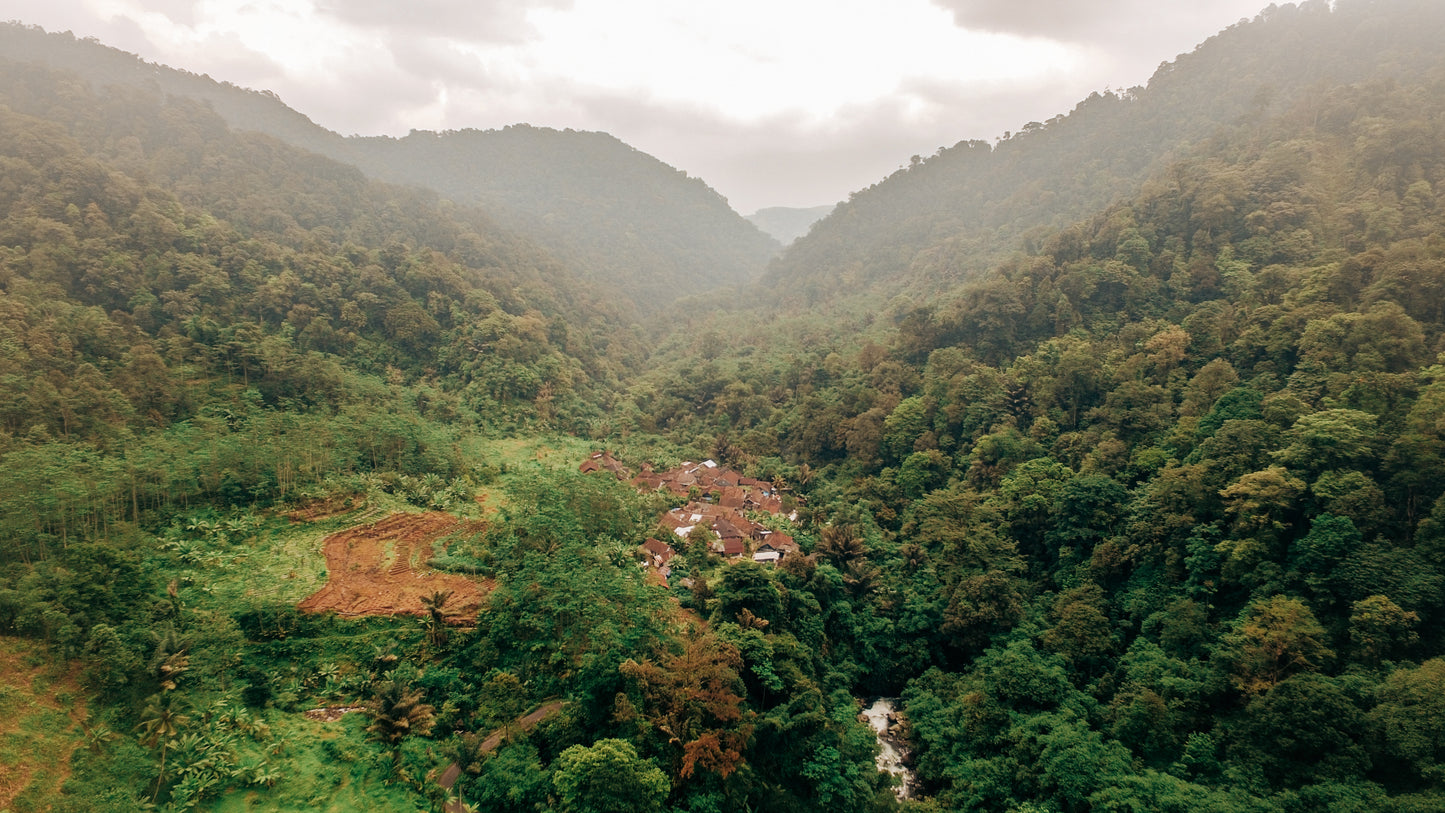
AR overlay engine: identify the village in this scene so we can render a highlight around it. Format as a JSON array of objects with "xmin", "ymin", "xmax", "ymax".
[{"xmin": 579, "ymin": 451, "xmax": 802, "ymax": 581}]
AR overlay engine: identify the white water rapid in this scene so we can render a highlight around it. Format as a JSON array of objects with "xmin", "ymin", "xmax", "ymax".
[{"xmin": 860, "ymin": 697, "xmax": 917, "ymax": 799}]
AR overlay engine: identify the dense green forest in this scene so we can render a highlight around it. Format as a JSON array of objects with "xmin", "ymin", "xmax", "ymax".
[{"xmin": 6, "ymin": 0, "xmax": 1445, "ymax": 811}]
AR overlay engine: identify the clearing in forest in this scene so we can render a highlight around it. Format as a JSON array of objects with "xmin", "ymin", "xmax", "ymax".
[{"xmin": 298, "ymin": 512, "xmax": 491, "ymax": 619}]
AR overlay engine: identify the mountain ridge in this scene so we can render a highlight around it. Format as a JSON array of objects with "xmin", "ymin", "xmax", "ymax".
[
  {"xmin": 0, "ymin": 22, "xmax": 779, "ymax": 314},
  {"xmin": 763, "ymin": 0, "xmax": 1445, "ymax": 316}
]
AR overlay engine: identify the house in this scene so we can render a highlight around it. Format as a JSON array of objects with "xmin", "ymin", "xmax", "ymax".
[
  {"xmin": 581, "ymin": 451, "xmax": 807, "ymax": 569},
  {"xmin": 640, "ymin": 538, "xmax": 674, "ymax": 568},
  {"xmin": 712, "ymin": 517, "xmax": 747, "ymax": 547},
  {"xmin": 714, "ymin": 537, "xmax": 746, "ymax": 558},
  {"xmin": 579, "ymin": 451, "xmax": 630, "ymax": 480},
  {"xmin": 768, "ymin": 532, "xmax": 799, "ymax": 554},
  {"xmin": 638, "ymin": 538, "xmax": 675, "ymax": 579},
  {"xmin": 632, "ymin": 472, "xmax": 667, "ymax": 491}
]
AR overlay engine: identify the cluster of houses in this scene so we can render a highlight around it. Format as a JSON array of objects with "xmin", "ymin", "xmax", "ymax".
[{"xmin": 579, "ymin": 452, "xmax": 800, "ymax": 581}]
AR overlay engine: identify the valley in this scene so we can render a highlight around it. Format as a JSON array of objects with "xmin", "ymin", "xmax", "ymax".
[{"xmin": 3, "ymin": 1, "xmax": 1445, "ymax": 811}]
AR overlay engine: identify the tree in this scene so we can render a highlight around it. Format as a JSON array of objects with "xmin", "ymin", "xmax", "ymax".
[
  {"xmin": 1224, "ymin": 595, "xmax": 1333, "ymax": 696},
  {"xmin": 1042, "ymin": 583, "xmax": 1116, "ymax": 671},
  {"xmin": 552, "ymin": 738, "xmax": 669, "ymax": 813},
  {"xmin": 1231, "ymin": 673, "xmax": 1369, "ymax": 789},
  {"xmin": 1368, "ymin": 658, "xmax": 1445, "ymax": 788},
  {"xmin": 712, "ymin": 561, "xmax": 784, "ymax": 627},
  {"xmin": 420, "ymin": 589, "xmax": 453, "ymax": 648},
  {"xmin": 1274, "ymin": 409, "xmax": 1379, "ymax": 474},
  {"xmin": 1348, "ymin": 595, "xmax": 1419, "ymax": 666},
  {"xmin": 364, "ymin": 679, "xmax": 436, "ymax": 763},
  {"xmin": 616, "ymin": 634, "xmax": 752, "ymax": 780},
  {"xmin": 136, "ymin": 692, "xmax": 190, "ymax": 801},
  {"xmin": 1288, "ymin": 513, "xmax": 1362, "ymax": 603}
]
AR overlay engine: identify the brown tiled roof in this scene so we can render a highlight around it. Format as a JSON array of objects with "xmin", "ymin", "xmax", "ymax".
[
  {"xmin": 632, "ymin": 474, "xmax": 666, "ymax": 490},
  {"xmin": 770, "ymin": 533, "xmax": 798, "ymax": 552},
  {"xmin": 713, "ymin": 518, "xmax": 746, "ymax": 540},
  {"xmin": 640, "ymin": 538, "xmax": 674, "ymax": 564},
  {"xmin": 580, "ymin": 451, "xmax": 630, "ymax": 479}
]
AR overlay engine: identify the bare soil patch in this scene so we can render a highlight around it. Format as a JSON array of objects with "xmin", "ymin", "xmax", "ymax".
[
  {"xmin": 297, "ymin": 512, "xmax": 491, "ymax": 619},
  {"xmin": 304, "ymin": 706, "xmax": 365, "ymax": 722}
]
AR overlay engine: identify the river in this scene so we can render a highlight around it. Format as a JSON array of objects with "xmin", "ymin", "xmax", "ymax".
[{"xmin": 860, "ymin": 697, "xmax": 917, "ymax": 799}]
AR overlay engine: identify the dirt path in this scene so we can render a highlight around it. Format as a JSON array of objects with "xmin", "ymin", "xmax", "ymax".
[
  {"xmin": 297, "ymin": 512, "xmax": 492, "ymax": 619},
  {"xmin": 439, "ymin": 701, "xmax": 568, "ymax": 811}
]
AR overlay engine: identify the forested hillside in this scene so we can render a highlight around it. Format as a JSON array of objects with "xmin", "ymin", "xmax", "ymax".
[
  {"xmin": 345, "ymin": 126, "xmax": 781, "ymax": 309},
  {"xmin": 0, "ymin": 22, "xmax": 780, "ymax": 313},
  {"xmin": 764, "ymin": 0, "xmax": 1445, "ymax": 314},
  {"xmin": 6, "ymin": 0, "xmax": 1445, "ymax": 811},
  {"xmin": 747, "ymin": 205, "xmax": 837, "ymax": 245},
  {"xmin": 621, "ymin": 1, "xmax": 1445, "ymax": 809},
  {"xmin": 0, "ymin": 45, "xmax": 877, "ymax": 813},
  {"xmin": 0, "ymin": 53, "xmax": 645, "ymax": 558}
]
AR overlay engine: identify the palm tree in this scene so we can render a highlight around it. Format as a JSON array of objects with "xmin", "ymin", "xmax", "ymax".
[
  {"xmin": 364, "ymin": 679, "xmax": 436, "ymax": 766},
  {"xmin": 136, "ymin": 692, "xmax": 190, "ymax": 801},
  {"xmin": 420, "ymin": 589, "xmax": 453, "ymax": 648},
  {"xmin": 150, "ymin": 629, "xmax": 190, "ymax": 691},
  {"xmin": 816, "ymin": 524, "xmax": 865, "ymax": 566}
]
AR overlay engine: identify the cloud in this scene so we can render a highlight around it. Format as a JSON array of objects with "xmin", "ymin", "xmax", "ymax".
[
  {"xmin": 521, "ymin": 70, "xmax": 1096, "ymax": 213},
  {"xmin": 931, "ymin": 0, "xmax": 1157, "ymax": 40},
  {"xmin": 313, "ymin": 0, "xmax": 572, "ymax": 44},
  {"xmin": 930, "ymin": 0, "xmax": 1264, "ymax": 50}
]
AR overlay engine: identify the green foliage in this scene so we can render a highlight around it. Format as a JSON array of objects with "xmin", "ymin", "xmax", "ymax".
[
  {"xmin": 552, "ymin": 738, "xmax": 670, "ymax": 813},
  {"xmin": 11, "ymin": 2, "xmax": 1445, "ymax": 811}
]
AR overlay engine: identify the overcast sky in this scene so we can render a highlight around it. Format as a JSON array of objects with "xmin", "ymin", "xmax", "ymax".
[{"xmin": 9, "ymin": 0, "xmax": 1270, "ymax": 213}]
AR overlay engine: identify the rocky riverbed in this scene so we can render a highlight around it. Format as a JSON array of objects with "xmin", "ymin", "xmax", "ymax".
[{"xmin": 860, "ymin": 697, "xmax": 917, "ymax": 799}]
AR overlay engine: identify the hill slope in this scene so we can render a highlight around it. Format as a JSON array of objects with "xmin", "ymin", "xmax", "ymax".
[
  {"xmin": 746, "ymin": 205, "xmax": 836, "ymax": 245},
  {"xmin": 619, "ymin": 2, "xmax": 1445, "ymax": 808},
  {"xmin": 0, "ymin": 23, "xmax": 779, "ymax": 314},
  {"xmin": 763, "ymin": 0, "xmax": 1445, "ymax": 313}
]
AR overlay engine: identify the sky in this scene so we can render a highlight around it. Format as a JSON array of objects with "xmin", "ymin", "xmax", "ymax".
[{"xmin": 7, "ymin": 0, "xmax": 1271, "ymax": 213}]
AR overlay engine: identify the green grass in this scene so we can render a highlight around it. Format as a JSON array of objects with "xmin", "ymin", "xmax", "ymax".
[
  {"xmin": 473, "ymin": 433, "xmax": 597, "ymax": 514},
  {"xmin": 204, "ymin": 712, "xmax": 431, "ymax": 813},
  {"xmin": 131, "ymin": 434, "xmax": 602, "ymax": 811},
  {"xmin": 176, "ymin": 435, "xmax": 594, "ymax": 613}
]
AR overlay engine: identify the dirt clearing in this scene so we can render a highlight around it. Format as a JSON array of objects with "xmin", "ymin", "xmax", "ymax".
[{"xmin": 298, "ymin": 512, "xmax": 491, "ymax": 619}]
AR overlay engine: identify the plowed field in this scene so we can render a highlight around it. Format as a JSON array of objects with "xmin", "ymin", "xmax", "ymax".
[{"xmin": 297, "ymin": 512, "xmax": 491, "ymax": 619}]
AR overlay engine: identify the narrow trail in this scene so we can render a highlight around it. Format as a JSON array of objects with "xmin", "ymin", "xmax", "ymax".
[{"xmin": 439, "ymin": 701, "xmax": 568, "ymax": 812}]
